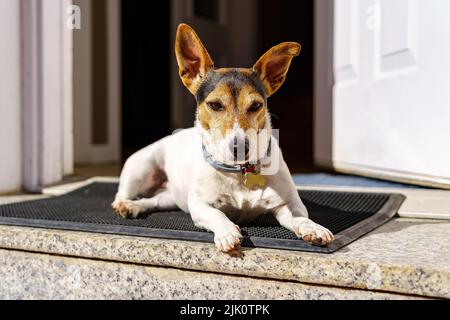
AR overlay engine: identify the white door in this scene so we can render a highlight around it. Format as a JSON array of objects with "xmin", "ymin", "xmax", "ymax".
[{"xmin": 331, "ymin": 0, "xmax": 450, "ymax": 187}]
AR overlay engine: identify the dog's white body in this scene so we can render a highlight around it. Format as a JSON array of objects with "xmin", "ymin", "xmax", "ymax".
[
  {"xmin": 113, "ymin": 23, "xmax": 333, "ymax": 252},
  {"xmin": 113, "ymin": 124, "xmax": 333, "ymax": 252}
]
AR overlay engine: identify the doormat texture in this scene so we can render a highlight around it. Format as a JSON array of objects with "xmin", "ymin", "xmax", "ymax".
[{"xmin": 0, "ymin": 182, "xmax": 405, "ymax": 253}]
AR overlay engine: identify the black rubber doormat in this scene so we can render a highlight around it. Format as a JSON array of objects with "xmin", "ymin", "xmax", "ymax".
[{"xmin": 0, "ymin": 182, "xmax": 405, "ymax": 253}]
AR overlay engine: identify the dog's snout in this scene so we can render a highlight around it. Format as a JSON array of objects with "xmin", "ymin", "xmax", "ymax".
[{"xmin": 229, "ymin": 137, "xmax": 250, "ymax": 159}]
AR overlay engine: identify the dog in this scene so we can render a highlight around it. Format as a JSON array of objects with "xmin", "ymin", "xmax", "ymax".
[{"xmin": 112, "ymin": 23, "xmax": 334, "ymax": 252}]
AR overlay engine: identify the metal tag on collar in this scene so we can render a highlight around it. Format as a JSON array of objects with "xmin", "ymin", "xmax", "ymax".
[
  {"xmin": 243, "ymin": 164, "xmax": 266, "ymax": 189},
  {"xmin": 244, "ymin": 172, "xmax": 266, "ymax": 189}
]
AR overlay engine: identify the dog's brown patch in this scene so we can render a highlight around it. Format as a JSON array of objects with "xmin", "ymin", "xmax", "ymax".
[
  {"xmin": 112, "ymin": 201, "xmax": 133, "ymax": 218},
  {"xmin": 175, "ymin": 23, "xmax": 300, "ymax": 136},
  {"xmin": 236, "ymin": 84, "xmax": 266, "ymax": 132},
  {"xmin": 197, "ymin": 82, "xmax": 235, "ymax": 136},
  {"xmin": 197, "ymin": 78, "xmax": 267, "ymax": 136}
]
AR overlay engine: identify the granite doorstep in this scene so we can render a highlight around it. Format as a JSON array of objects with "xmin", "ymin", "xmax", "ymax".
[
  {"xmin": 1, "ymin": 183, "xmax": 449, "ymax": 298},
  {"xmin": 0, "ymin": 195, "xmax": 50, "ymax": 205},
  {"xmin": 0, "ymin": 217, "xmax": 448, "ymax": 298},
  {"xmin": 0, "ymin": 248, "xmax": 422, "ymax": 300}
]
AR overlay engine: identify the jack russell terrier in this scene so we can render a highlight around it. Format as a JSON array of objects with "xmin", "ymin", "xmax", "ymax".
[{"xmin": 112, "ymin": 23, "xmax": 334, "ymax": 252}]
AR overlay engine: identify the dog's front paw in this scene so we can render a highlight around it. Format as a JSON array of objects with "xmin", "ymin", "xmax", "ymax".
[
  {"xmin": 111, "ymin": 200, "xmax": 140, "ymax": 219},
  {"xmin": 214, "ymin": 224, "xmax": 243, "ymax": 253},
  {"xmin": 293, "ymin": 218, "xmax": 334, "ymax": 246}
]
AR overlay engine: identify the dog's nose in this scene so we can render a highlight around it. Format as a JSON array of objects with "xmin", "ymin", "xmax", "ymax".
[{"xmin": 230, "ymin": 137, "xmax": 250, "ymax": 160}]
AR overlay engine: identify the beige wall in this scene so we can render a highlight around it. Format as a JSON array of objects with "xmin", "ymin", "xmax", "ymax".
[
  {"xmin": 0, "ymin": 0, "xmax": 73, "ymax": 193},
  {"xmin": 0, "ymin": 0, "xmax": 22, "ymax": 192}
]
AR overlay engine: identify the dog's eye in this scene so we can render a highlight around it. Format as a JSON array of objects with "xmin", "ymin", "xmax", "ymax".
[
  {"xmin": 248, "ymin": 102, "xmax": 263, "ymax": 113},
  {"xmin": 207, "ymin": 102, "xmax": 224, "ymax": 112}
]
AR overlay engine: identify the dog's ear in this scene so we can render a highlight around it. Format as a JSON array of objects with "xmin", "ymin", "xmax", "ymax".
[
  {"xmin": 175, "ymin": 23, "xmax": 214, "ymax": 94},
  {"xmin": 253, "ymin": 42, "xmax": 301, "ymax": 97}
]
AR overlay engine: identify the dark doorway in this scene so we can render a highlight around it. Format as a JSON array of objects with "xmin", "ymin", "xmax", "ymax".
[
  {"xmin": 258, "ymin": 1, "xmax": 315, "ymax": 173},
  {"xmin": 121, "ymin": 1, "xmax": 315, "ymax": 173},
  {"xmin": 121, "ymin": 1, "xmax": 172, "ymax": 161}
]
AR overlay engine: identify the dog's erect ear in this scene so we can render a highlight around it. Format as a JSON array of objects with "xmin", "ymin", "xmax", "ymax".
[
  {"xmin": 175, "ymin": 23, "xmax": 214, "ymax": 94},
  {"xmin": 253, "ymin": 42, "xmax": 301, "ymax": 97}
]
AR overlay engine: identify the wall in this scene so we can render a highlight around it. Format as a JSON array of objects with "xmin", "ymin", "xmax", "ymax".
[
  {"xmin": 1, "ymin": 0, "xmax": 73, "ymax": 193},
  {"xmin": 0, "ymin": 0, "xmax": 22, "ymax": 192}
]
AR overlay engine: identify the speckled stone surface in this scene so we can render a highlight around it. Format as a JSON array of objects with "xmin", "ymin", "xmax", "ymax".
[
  {"xmin": 0, "ymin": 217, "xmax": 448, "ymax": 298},
  {"xmin": 0, "ymin": 195, "xmax": 49, "ymax": 205},
  {"xmin": 0, "ymin": 248, "xmax": 422, "ymax": 300}
]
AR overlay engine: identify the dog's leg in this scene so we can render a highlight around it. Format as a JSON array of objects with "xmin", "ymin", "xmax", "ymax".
[
  {"xmin": 113, "ymin": 189, "xmax": 178, "ymax": 219},
  {"xmin": 273, "ymin": 204, "xmax": 334, "ymax": 246},
  {"xmin": 188, "ymin": 201, "xmax": 243, "ymax": 252},
  {"xmin": 112, "ymin": 142, "xmax": 166, "ymax": 214}
]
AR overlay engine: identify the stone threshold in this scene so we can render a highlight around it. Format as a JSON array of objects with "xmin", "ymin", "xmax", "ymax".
[
  {"xmin": 0, "ymin": 248, "xmax": 424, "ymax": 300},
  {"xmin": 0, "ymin": 218, "xmax": 448, "ymax": 299},
  {"xmin": 0, "ymin": 177, "xmax": 448, "ymax": 299}
]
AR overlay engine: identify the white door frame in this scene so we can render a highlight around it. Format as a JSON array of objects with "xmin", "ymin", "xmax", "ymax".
[
  {"xmin": 73, "ymin": 0, "xmax": 121, "ymax": 164},
  {"xmin": 18, "ymin": 0, "xmax": 120, "ymax": 191},
  {"xmin": 0, "ymin": 0, "xmax": 22, "ymax": 193},
  {"xmin": 314, "ymin": 0, "xmax": 334, "ymax": 170},
  {"xmin": 21, "ymin": 0, "xmax": 74, "ymax": 191}
]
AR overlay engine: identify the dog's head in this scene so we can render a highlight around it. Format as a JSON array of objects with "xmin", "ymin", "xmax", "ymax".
[{"xmin": 175, "ymin": 23, "xmax": 300, "ymax": 165}]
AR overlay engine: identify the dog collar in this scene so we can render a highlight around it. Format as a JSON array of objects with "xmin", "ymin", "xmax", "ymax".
[{"xmin": 202, "ymin": 139, "xmax": 272, "ymax": 174}]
